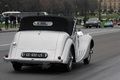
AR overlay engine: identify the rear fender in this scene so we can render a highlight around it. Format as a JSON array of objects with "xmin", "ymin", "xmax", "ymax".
[
  {"xmin": 8, "ymin": 32, "xmax": 21, "ymax": 59},
  {"xmin": 61, "ymin": 38, "xmax": 73, "ymax": 63}
]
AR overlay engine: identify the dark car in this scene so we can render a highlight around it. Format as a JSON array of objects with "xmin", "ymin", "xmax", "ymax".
[
  {"xmin": 104, "ymin": 21, "xmax": 114, "ymax": 27},
  {"xmin": 85, "ymin": 18, "xmax": 101, "ymax": 28}
]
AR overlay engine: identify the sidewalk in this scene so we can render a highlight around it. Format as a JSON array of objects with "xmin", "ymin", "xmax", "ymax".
[
  {"xmin": 0, "ymin": 28, "xmax": 18, "ymax": 33},
  {"xmin": 76, "ymin": 25, "xmax": 84, "ymax": 29}
]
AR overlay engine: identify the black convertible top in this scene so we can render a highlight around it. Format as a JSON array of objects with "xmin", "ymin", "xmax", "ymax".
[{"xmin": 19, "ymin": 16, "xmax": 74, "ymax": 35}]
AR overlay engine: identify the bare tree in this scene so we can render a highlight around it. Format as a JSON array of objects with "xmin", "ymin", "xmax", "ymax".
[
  {"xmin": 88, "ymin": 0, "xmax": 98, "ymax": 16},
  {"xmin": 0, "ymin": 0, "xmax": 98, "ymax": 17}
]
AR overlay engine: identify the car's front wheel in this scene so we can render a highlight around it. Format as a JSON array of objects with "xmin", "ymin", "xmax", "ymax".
[
  {"xmin": 12, "ymin": 62, "xmax": 22, "ymax": 71},
  {"xmin": 99, "ymin": 25, "xmax": 101, "ymax": 28},
  {"xmin": 83, "ymin": 52, "xmax": 91, "ymax": 65},
  {"xmin": 64, "ymin": 50, "xmax": 73, "ymax": 72}
]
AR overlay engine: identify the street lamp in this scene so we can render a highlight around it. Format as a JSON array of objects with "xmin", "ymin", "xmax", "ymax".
[
  {"xmin": 37, "ymin": 0, "xmax": 40, "ymax": 15},
  {"xmin": 75, "ymin": 0, "xmax": 77, "ymax": 18},
  {"xmin": 65, "ymin": 0, "xmax": 67, "ymax": 16},
  {"xmin": 83, "ymin": 0, "xmax": 88, "ymax": 25},
  {"xmin": 5, "ymin": 4, "xmax": 8, "ymax": 11},
  {"xmin": 98, "ymin": 0, "xmax": 102, "ymax": 21}
]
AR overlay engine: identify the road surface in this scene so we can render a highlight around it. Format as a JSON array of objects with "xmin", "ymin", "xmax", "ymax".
[{"xmin": 0, "ymin": 28, "xmax": 120, "ymax": 80}]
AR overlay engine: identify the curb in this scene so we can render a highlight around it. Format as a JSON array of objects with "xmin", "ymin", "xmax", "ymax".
[
  {"xmin": 76, "ymin": 25, "xmax": 84, "ymax": 29},
  {"xmin": 0, "ymin": 30, "xmax": 18, "ymax": 33},
  {"xmin": 0, "ymin": 28, "xmax": 18, "ymax": 33}
]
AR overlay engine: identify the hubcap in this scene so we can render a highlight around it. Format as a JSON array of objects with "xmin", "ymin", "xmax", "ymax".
[
  {"xmin": 68, "ymin": 56, "xmax": 73, "ymax": 68},
  {"xmin": 88, "ymin": 54, "xmax": 91, "ymax": 61}
]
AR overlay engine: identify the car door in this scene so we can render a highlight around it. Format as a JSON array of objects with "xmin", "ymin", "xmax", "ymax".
[
  {"xmin": 71, "ymin": 25, "xmax": 79, "ymax": 59},
  {"xmin": 75, "ymin": 28, "xmax": 84, "ymax": 61},
  {"xmin": 71, "ymin": 21, "xmax": 83, "ymax": 62},
  {"xmin": 72, "ymin": 26, "xmax": 81, "ymax": 61}
]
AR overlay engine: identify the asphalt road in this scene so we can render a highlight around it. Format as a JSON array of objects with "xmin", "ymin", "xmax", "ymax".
[{"xmin": 0, "ymin": 28, "xmax": 120, "ymax": 80}]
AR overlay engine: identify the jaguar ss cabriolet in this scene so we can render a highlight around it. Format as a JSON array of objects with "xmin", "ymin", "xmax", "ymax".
[{"xmin": 4, "ymin": 16, "xmax": 94, "ymax": 72}]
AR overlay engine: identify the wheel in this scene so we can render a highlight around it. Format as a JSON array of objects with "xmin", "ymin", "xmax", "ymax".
[
  {"xmin": 64, "ymin": 50, "xmax": 73, "ymax": 72},
  {"xmin": 12, "ymin": 62, "xmax": 22, "ymax": 71},
  {"xmin": 111, "ymin": 26, "xmax": 113, "ymax": 27},
  {"xmin": 86, "ymin": 26, "xmax": 88, "ymax": 28},
  {"xmin": 83, "ymin": 53, "xmax": 91, "ymax": 65},
  {"xmin": 99, "ymin": 25, "xmax": 101, "ymax": 28},
  {"xmin": 97, "ymin": 23, "xmax": 101, "ymax": 28},
  {"xmin": 89, "ymin": 26, "xmax": 91, "ymax": 28}
]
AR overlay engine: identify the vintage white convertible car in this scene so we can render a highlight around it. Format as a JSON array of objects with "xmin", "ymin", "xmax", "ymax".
[{"xmin": 4, "ymin": 16, "xmax": 94, "ymax": 72}]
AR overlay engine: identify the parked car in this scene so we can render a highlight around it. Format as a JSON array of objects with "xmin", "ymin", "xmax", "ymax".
[
  {"xmin": 104, "ymin": 21, "xmax": 114, "ymax": 27},
  {"xmin": 85, "ymin": 18, "xmax": 101, "ymax": 28},
  {"xmin": 4, "ymin": 16, "xmax": 94, "ymax": 72},
  {"xmin": 112, "ymin": 22, "xmax": 117, "ymax": 25},
  {"xmin": 117, "ymin": 22, "xmax": 120, "ymax": 25}
]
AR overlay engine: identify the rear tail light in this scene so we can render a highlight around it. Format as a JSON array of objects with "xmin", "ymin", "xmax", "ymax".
[
  {"xmin": 5, "ymin": 54, "xmax": 8, "ymax": 58},
  {"xmin": 58, "ymin": 56, "xmax": 61, "ymax": 60}
]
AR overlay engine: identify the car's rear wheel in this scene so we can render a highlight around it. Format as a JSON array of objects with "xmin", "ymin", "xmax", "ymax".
[
  {"xmin": 12, "ymin": 62, "xmax": 22, "ymax": 71},
  {"xmin": 89, "ymin": 26, "xmax": 91, "ymax": 28},
  {"xmin": 86, "ymin": 26, "xmax": 88, "ymax": 28},
  {"xmin": 99, "ymin": 25, "xmax": 101, "ymax": 28},
  {"xmin": 64, "ymin": 50, "xmax": 73, "ymax": 72}
]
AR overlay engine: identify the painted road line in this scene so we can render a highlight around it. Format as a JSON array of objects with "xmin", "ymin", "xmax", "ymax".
[{"xmin": 89, "ymin": 29, "xmax": 120, "ymax": 35}]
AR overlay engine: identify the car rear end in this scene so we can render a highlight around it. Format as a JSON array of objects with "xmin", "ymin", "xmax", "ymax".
[
  {"xmin": 104, "ymin": 21, "xmax": 114, "ymax": 27},
  {"xmin": 85, "ymin": 18, "xmax": 101, "ymax": 28}
]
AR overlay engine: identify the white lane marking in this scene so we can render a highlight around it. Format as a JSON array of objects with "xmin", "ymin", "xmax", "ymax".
[
  {"xmin": 0, "ymin": 44, "xmax": 10, "ymax": 47},
  {"xmin": 89, "ymin": 29, "xmax": 120, "ymax": 35}
]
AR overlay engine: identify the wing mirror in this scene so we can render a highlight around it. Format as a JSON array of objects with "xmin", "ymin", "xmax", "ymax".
[
  {"xmin": 77, "ymin": 31, "xmax": 83, "ymax": 37},
  {"xmin": 77, "ymin": 29, "xmax": 83, "ymax": 37}
]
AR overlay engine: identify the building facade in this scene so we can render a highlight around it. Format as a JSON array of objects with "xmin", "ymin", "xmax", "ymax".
[{"xmin": 100, "ymin": 0, "xmax": 120, "ymax": 11}]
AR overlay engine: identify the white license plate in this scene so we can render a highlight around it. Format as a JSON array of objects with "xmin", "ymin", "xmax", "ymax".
[{"xmin": 21, "ymin": 52, "xmax": 48, "ymax": 58}]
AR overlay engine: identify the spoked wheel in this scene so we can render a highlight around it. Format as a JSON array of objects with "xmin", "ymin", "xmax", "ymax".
[
  {"xmin": 12, "ymin": 62, "xmax": 23, "ymax": 71},
  {"xmin": 64, "ymin": 50, "xmax": 73, "ymax": 72},
  {"xmin": 83, "ymin": 51, "xmax": 92, "ymax": 65}
]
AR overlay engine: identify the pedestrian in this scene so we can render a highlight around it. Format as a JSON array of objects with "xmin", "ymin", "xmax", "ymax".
[
  {"xmin": 79, "ymin": 19, "xmax": 82, "ymax": 24},
  {"xmin": 13, "ymin": 16, "xmax": 16, "ymax": 28},
  {"xmin": 9, "ymin": 14, "xmax": 14, "ymax": 28},
  {"xmin": 17, "ymin": 15, "xmax": 21, "ymax": 28},
  {"xmin": 5, "ymin": 15, "xmax": 9, "ymax": 30}
]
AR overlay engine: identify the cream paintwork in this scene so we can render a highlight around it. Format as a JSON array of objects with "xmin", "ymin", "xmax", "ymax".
[{"xmin": 4, "ymin": 30, "xmax": 93, "ymax": 65}]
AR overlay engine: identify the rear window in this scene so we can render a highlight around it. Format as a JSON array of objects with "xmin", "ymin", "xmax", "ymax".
[{"xmin": 33, "ymin": 21, "xmax": 53, "ymax": 26}]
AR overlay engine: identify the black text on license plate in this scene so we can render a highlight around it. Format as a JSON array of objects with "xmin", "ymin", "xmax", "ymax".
[{"xmin": 21, "ymin": 52, "xmax": 48, "ymax": 58}]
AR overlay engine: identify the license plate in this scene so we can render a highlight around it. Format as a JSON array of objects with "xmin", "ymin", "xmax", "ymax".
[{"xmin": 21, "ymin": 52, "xmax": 48, "ymax": 58}]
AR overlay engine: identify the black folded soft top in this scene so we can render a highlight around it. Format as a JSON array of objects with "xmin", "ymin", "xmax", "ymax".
[{"xmin": 19, "ymin": 15, "xmax": 74, "ymax": 36}]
